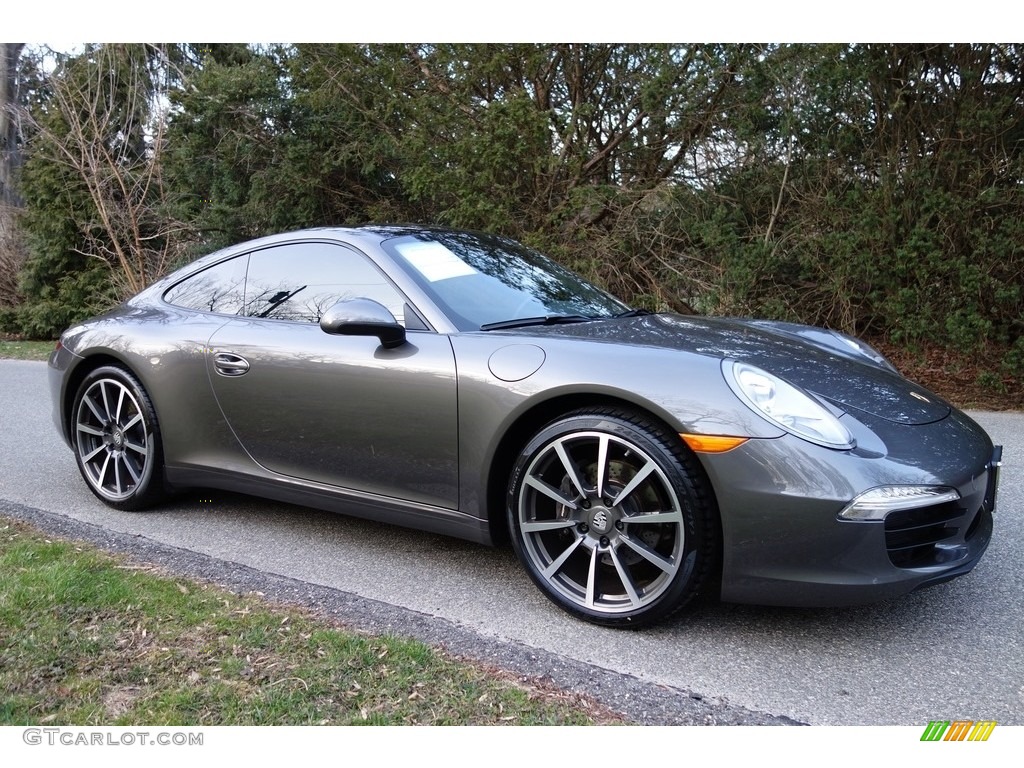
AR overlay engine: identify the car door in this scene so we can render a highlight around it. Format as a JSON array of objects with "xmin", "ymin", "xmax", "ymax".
[{"xmin": 206, "ymin": 240, "xmax": 459, "ymax": 510}]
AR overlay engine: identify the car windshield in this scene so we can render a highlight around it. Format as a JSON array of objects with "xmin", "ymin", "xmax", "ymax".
[{"xmin": 381, "ymin": 230, "xmax": 629, "ymax": 331}]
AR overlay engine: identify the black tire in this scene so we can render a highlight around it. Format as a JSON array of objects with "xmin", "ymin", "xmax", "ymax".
[
  {"xmin": 507, "ymin": 408, "xmax": 717, "ymax": 627},
  {"xmin": 71, "ymin": 365, "xmax": 167, "ymax": 511}
]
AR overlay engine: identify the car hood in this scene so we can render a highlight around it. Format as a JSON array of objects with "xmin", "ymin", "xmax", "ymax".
[{"xmin": 504, "ymin": 313, "xmax": 951, "ymax": 426}]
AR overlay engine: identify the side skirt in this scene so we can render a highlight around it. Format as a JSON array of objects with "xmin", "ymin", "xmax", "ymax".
[{"xmin": 165, "ymin": 465, "xmax": 494, "ymax": 546}]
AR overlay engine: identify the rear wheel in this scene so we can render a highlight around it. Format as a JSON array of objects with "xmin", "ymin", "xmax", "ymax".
[
  {"xmin": 72, "ymin": 366, "xmax": 167, "ymax": 510},
  {"xmin": 508, "ymin": 409, "xmax": 717, "ymax": 627}
]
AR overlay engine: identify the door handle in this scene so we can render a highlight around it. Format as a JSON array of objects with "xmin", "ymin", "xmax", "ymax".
[{"xmin": 213, "ymin": 352, "xmax": 250, "ymax": 377}]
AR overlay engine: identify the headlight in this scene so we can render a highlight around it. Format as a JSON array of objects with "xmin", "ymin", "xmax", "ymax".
[{"xmin": 726, "ymin": 361, "xmax": 855, "ymax": 450}]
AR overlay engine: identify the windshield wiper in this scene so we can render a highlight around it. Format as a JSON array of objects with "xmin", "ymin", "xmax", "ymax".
[
  {"xmin": 479, "ymin": 315, "xmax": 597, "ymax": 331},
  {"xmin": 614, "ymin": 308, "xmax": 653, "ymax": 318}
]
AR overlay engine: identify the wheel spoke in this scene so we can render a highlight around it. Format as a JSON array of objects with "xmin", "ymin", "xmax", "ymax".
[
  {"xmin": 114, "ymin": 386, "xmax": 126, "ymax": 423},
  {"xmin": 124, "ymin": 439, "xmax": 147, "ymax": 455},
  {"xmin": 113, "ymin": 455, "xmax": 124, "ymax": 495},
  {"xmin": 97, "ymin": 452, "xmax": 112, "ymax": 487},
  {"xmin": 524, "ymin": 474, "xmax": 578, "ymax": 509},
  {"xmin": 619, "ymin": 533, "xmax": 676, "ymax": 574},
  {"xmin": 121, "ymin": 455, "xmax": 141, "ymax": 485},
  {"xmin": 76, "ymin": 422, "xmax": 104, "ymax": 437},
  {"xmin": 82, "ymin": 444, "xmax": 107, "ymax": 463},
  {"xmin": 100, "ymin": 381, "xmax": 113, "ymax": 421},
  {"xmin": 541, "ymin": 535, "xmax": 585, "ymax": 579},
  {"xmin": 521, "ymin": 519, "xmax": 577, "ymax": 533},
  {"xmin": 554, "ymin": 440, "xmax": 588, "ymax": 499},
  {"xmin": 609, "ymin": 460, "xmax": 655, "ymax": 507},
  {"xmin": 83, "ymin": 394, "xmax": 106, "ymax": 424},
  {"xmin": 595, "ymin": 434, "xmax": 609, "ymax": 499},
  {"xmin": 608, "ymin": 545, "xmax": 642, "ymax": 608},
  {"xmin": 625, "ymin": 509, "xmax": 684, "ymax": 525},
  {"xmin": 122, "ymin": 413, "xmax": 143, "ymax": 432},
  {"xmin": 584, "ymin": 545, "xmax": 599, "ymax": 608}
]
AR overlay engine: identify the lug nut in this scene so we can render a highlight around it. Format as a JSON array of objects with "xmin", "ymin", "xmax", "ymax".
[
  {"xmin": 581, "ymin": 499, "xmax": 591, "ymax": 509},
  {"xmin": 615, "ymin": 520, "xmax": 624, "ymax": 531},
  {"xmin": 578, "ymin": 523, "xmax": 589, "ymax": 534},
  {"xmin": 600, "ymin": 536, "xmax": 610, "ymax": 548}
]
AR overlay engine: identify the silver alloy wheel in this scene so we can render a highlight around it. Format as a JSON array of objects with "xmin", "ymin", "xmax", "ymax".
[
  {"xmin": 517, "ymin": 430, "xmax": 686, "ymax": 616},
  {"xmin": 74, "ymin": 376, "xmax": 153, "ymax": 502}
]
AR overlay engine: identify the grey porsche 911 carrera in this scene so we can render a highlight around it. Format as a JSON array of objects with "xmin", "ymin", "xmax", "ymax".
[{"xmin": 49, "ymin": 226, "xmax": 1002, "ymax": 626}]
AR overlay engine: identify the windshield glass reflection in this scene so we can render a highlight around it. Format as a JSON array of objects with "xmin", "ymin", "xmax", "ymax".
[{"xmin": 382, "ymin": 231, "xmax": 627, "ymax": 331}]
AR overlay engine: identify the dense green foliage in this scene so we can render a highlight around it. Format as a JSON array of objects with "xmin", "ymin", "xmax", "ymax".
[{"xmin": 3, "ymin": 43, "xmax": 1023, "ymax": 374}]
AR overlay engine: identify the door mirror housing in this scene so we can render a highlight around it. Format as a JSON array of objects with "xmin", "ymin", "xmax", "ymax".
[{"xmin": 319, "ymin": 298, "xmax": 406, "ymax": 349}]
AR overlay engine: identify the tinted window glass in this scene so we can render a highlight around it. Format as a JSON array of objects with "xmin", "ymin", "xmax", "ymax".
[
  {"xmin": 243, "ymin": 242, "xmax": 407, "ymax": 325},
  {"xmin": 163, "ymin": 254, "xmax": 248, "ymax": 314}
]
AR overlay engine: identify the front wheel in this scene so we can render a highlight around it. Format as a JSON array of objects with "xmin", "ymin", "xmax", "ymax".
[
  {"xmin": 72, "ymin": 365, "xmax": 167, "ymax": 511},
  {"xmin": 508, "ymin": 409, "xmax": 718, "ymax": 627}
]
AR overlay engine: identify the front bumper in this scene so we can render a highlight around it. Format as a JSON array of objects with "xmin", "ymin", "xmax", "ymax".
[
  {"xmin": 47, "ymin": 341, "xmax": 84, "ymax": 448},
  {"xmin": 701, "ymin": 407, "xmax": 998, "ymax": 607}
]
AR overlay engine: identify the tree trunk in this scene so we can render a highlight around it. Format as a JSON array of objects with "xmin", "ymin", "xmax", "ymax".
[{"xmin": 1, "ymin": 43, "xmax": 25, "ymax": 207}]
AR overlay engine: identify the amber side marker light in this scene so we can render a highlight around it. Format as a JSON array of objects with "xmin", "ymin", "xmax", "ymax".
[{"xmin": 680, "ymin": 434, "xmax": 748, "ymax": 453}]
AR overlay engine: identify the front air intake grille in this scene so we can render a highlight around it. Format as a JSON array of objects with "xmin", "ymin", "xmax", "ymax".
[{"xmin": 884, "ymin": 501, "xmax": 968, "ymax": 568}]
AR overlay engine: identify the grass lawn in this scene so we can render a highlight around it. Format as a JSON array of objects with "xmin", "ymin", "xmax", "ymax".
[
  {"xmin": 0, "ymin": 516, "xmax": 617, "ymax": 726},
  {"xmin": 0, "ymin": 339, "xmax": 53, "ymax": 361}
]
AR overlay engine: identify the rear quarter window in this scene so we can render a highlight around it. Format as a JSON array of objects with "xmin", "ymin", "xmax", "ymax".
[{"xmin": 163, "ymin": 255, "xmax": 248, "ymax": 314}]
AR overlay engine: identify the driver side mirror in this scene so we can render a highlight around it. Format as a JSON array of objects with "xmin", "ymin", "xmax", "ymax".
[{"xmin": 319, "ymin": 298, "xmax": 406, "ymax": 349}]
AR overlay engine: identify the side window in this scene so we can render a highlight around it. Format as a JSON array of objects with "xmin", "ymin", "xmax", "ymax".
[
  {"xmin": 163, "ymin": 254, "xmax": 248, "ymax": 314},
  {"xmin": 242, "ymin": 242, "xmax": 408, "ymax": 325}
]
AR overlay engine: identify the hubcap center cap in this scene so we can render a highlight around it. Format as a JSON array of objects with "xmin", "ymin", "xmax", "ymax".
[
  {"xmin": 589, "ymin": 507, "xmax": 613, "ymax": 534},
  {"xmin": 111, "ymin": 429, "xmax": 124, "ymax": 449}
]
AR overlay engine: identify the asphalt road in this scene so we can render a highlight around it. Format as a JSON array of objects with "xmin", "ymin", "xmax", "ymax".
[{"xmin": 2, "ymin": 358, "xmax": 1021, "ymax": 725}]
